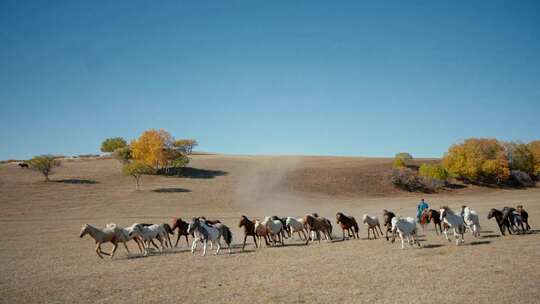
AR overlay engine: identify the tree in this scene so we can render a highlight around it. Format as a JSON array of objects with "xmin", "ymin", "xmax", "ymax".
[
  {"xmin": 507, "ymin": 143, "xmax": 534, "ymax": 176},
  {"xmin": 419, "ymin": 163, "xmax": 449, "ymax": 181},
  {"xmin": 131, "ymin": 129, "xmax": 173, "ymax": 170},
  {"xmin": 122, "ymin": 161, "xmax": 155, "ymax": 191},
  {"xmin": 28, "ymin": 155, "xmax": 61, "ymax": 181},
  {"xmin": 100, "ymin": 137, "xmax": 127, "ymax": 153},
  {"xmin": 528, "ymin": 140, "xmax": 540, "ymax": 178},
  {"xmin": 442, "ymin": 138, "xmax": 510, "ymax": 184},
  {"xmin": 395, "ymin": 152, "xmax": 413, "ymax": 161},
  {"xmin": 393, "ymin": 157, "xmax": 406, "ymax": 168},
  {"xmin": 113, "ymin": 146, "xmax": 133, "ymax": 164},
  {"xmin": 173, "ymin": 139, "xmax": 198, "ymax": 154}
]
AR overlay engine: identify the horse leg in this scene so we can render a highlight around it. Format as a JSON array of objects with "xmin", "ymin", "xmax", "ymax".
[
  {"xmin": 443, "ymin": 226, "xmax": 451, "ymax": 242},
  {"xmin": 185, "ymin": 235, "xmax": 190, "ymax": 247},
  {"xmin": 110, "ymin": 242, "xmax": 118, "ymax": 259},
  {"xmin": 242, "ymin": 235, "xmax": 247, "ymax": 251},
  {"xmin": 342, "ymin": 228, "xmax": 346, "ymax": 241},
  {"xmin": 123, "ymin": 242, "xmax": 130, "ymax": 255},
  {"xmin": 202, "ymin": 239, "xmax": 207, "ymax": 256},
  {"xmin": 174, "ymin": 233, "xmax": 181, "ymax": 247},
  {"xmin": 95, "ymin": 243, "xmax": 104, "ymax": 259},
  {"xmin": 400, "ymin": 233, "xmax": 405, "ymax": 249},
  {"xmin": 253, "ymin": 235, "xmax": 258, "ymax": 248},
  {"xmin": 98, "ymin": 243, "xmax": 110, "ymax": 256},
  {"xmin": 191, "ymin": 239, "xmax": 198, "ymax": 254},
  {"xmin": 378, "ymin": 224, "xmax": 384, "ymax": 237},
  {"xmin": 215, "ymin": 239, "xmax": 221, "ymax": 255}
]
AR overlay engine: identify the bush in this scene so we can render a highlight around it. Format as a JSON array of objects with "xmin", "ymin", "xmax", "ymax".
[
  {"xmin": 419, "ymin": 164, "xmax": 449, "ymax": 180},
  {"xmin": 507, "ymin": 170, "xmax": 535, "ymax": 187},
  {"xmin": 101, "ymin": 137, "xmax": 127, "ymax": 153},
  {"xmin": 395, "ymin": 152, "xmax": 413, "ymax": 161},
  {"xmin": 390, "ymin": 168, "xmax": 425, "ymax": 192},
  {"xmin": 506, "ymin": 143, "xmax": 534, "ymax": 176},
  {"xmin": 442, "ymin": 138, "xmax": 510, "ymax": 184},
  {"xmin": 393, "ymin": 157, "xmax": 406, "ymax": 168},
  {"xmin": 28, "ymin": 155, "xmax": 61, "ymax": 181},
  {"xmin": 113, "ymin": 146, "xmax": 133, "ymax": 164},
  {"xmin": 122, "ymin": 161, "xmax": 155, "ymax": 190}
]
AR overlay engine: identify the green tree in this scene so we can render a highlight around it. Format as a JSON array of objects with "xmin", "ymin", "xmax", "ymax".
[
  {"xmin": 101, "ymin": 137, "xmax": 127, "ymax": 153},
  {"xmin": 393, "ymin": 157, "xmax": 406, "ymax": 168},
  {"xmin": 113, "ymin": 146, "xmax": 133, "ymax": 164},
  {"xmin": 508, "ymin": 143, "xmax": 534, "ymax": 175},
  {"xmin": 29, "ymin": 155, "xmax": 61, "ymax": 181},
  {"xmin": 395, "ymin": 152, "xmax": 413, "ymax": 161},
  {"xmin": 419, "ymin": 163, "xmax": 449, "ymax": 180},
  {"xmin": 122, "ymin": 161, "xmax": 155, "ymax": 190},
  {"xmin": 173, "ymin": 139, "xmax": 198, "ymax": 154}
]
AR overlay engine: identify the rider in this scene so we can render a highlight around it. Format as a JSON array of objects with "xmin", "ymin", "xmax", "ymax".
[{"xmin": 417, "ymin": 198, "xmax": 429, "ymax": 223}]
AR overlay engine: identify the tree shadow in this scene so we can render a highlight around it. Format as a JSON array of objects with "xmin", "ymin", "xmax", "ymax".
[
  {"xmin": 152, "ymin": 188, "xmax": 191, "ymax": 193},
  {"xmin": 158, "ymin": 167, "xmax": 228, "ymax": 179},
  {"xmin": 444, "ymin": 183, "xmax": 467, "ymax": 190},
  {"xmin": 55, "ymin": 179, "xmax": 99, "ymax": 184}
]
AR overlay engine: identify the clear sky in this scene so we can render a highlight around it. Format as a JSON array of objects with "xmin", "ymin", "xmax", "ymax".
[{"xmin": 1, "ymin": 0, "xmax": 539, "ymax": 160}]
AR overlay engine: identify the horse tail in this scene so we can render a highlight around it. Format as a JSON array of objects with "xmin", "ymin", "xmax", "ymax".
[{"xmin": 223, "ymin": 226, "xmax": 233, "ymax": 245}]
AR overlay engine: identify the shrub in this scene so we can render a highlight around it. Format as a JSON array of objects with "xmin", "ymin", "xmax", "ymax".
[
  {"xmin": 113, "ymin": 146, "xmax": 133, "ymax": 164},
  {"xmin": 442, "ymin": 138, "xmax": 510, "ymax": 184},
  {"xmin": 507, "ymin": 170, "xmax": 535, "ymax": 187},
  {"xmin": 506, "ymin": 143, "xmax": 534, "ymax": 176},
  {"xmin": 390, "ymin": 168, "xmax": 426, "ymax": 192},
  {"xmin": 419, "ymin": 164, "xmax": 449, "ymax": 180},
  {"xmin": 28, "ymin": 155, "xmax": 61, "ymax": 181},
  {"xmin": 393, "ymin": 157, "xmax": 406, "ymax": 168},
  {"xmin": 101, "ymin": 137, "xmax": 127, "ymax": 153},
  {"xmin": 122, "ymin": 161, "xmax": 155, "ymax": 190}
]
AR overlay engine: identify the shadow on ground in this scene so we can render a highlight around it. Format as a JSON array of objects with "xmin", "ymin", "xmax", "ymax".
[
  {"xmin": 152, "ymin": 188, "xmax": 191, "ymax": 193},
  {"xmin": 55, "ymin": 179, "xmax": 99, "ymax": 184},
  {"xmin": 159, "ymin": 167, "xmax": 228, "ymax": 179}
]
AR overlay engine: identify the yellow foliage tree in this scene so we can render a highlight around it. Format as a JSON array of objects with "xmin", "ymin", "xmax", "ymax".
[
  {"xmin": 442, "ymin": 138, "xmax": 510, "ymax": 184},
  {"xmin": 529, "ymin": 140, "xmax": 540, "ymax": 177},
  {"xmin": 131, "ymin": 129, "xmax": 173, "ymax": 170}
]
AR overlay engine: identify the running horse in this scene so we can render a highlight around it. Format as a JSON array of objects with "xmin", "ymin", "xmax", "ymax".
[{"xmin": 239, "ymin": 215, "xmax": 258, "ymax": 250}]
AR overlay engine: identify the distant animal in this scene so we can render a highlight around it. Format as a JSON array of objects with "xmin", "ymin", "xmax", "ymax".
[
  {"xmin": 263, "ymin": 216, "xmax": 284, "ymax": 246},
  {"xmin": 18, "ymin": 163, "xmax": 29, "ymax": 168},
  {"xmin": 382, "ymin": 210, "xmax": 396, "ymax": 241},
  {"xmin": 171, "ymin": 218, "xmax": 191, "ymax": 247},
  {"xmin": 336, "ymin": 212, "xmax": 359, "ymax": 240},
  {"xmin": 502, "ymin": 207, "xmax": 526, "ymax": 234},
  {"xmin": 487, "ymin": 208, "xmax": 512, "ymax": 235},
  {"xmin": 239, "ymin": 215, "xmax": 258, "ymax": 250},
  {"xmin": 516, "ymin": 205, "xmax": 531, "ymax": 231},
  {"xmin": 254, "ymin": 219, "xmax": 271, "ymax": 247},
  {"xmin": 461, "ymin": 206, "xmax": 481, "ymax": 237},
  {"xmin": 362, "ymin": 214, "xmax": 383, "ymax": 240},
  {"xmin": 286, "ymin": 217, "xmax": 308, "ymax": 241},
  {"xmin": 422, "ymin": 209, "xmax": 443, "ymax": 235},
  {"xmin": 439, "ymin": 206, "xmax": 466, "ymax": 245},
  {"xmin": 391, "ymin": 216, "xmax": 421, "ymax": 249},
  {"xmin": 187, "ymin": 217, "xmax": 222, "ymax": 256},
  {"xmin": 128, "ymin": 223, "xmax": 167, "ymax": 256},
  {"xmin": 303, "ymin": 214, "xmax": 332, "ymax": 244},
  {"xmin": 80, "ymin": 223, "xmax": 138, "ymax": 259}
]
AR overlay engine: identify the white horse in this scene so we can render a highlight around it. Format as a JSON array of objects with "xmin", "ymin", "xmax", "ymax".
[
  {"xmin": 286, "ymin": 217, "xmax": 307, "ymax": 240},
  {"xmin": 462, "ymin": 206, "xmax": 481, "ymax": 237},
  {"xmin": 263, "ymin": 216, "xmax": 284, "ymax": 246},
  {"xmin": 188, "ymin": 218, "xmax": 222, "ymax": 256},
  {"xmin": 80, "ymin": 223, "xmax": 138, "ymax": 259},
  {"xmin": 128, "ymin": 223, "xmax": 167, "ymax": 256},
  {"xmin": 390, "ymin": 217, "xmax": 420, "ymax": 249},
  {"xmin": 362, "ymin": 214, "xmax": 384, "ymax": 239},
  {"xmin": 440, "ymin": 207, "xmax": 466, "ymax": 245}
]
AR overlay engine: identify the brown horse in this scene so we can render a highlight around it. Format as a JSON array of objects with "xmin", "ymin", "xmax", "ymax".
[
  {"xmin": 420, "ymin": 209, "xmax": 443, "ymax": 235},
  {"xmin": 382, "ymin": 209, "xmax": 396, "ymax": 241},
  {"xmin": 304, "ymin": 214, "xmax": 332, "ymax": 244},
  {"xmin": 239, "ymin": 215, "xmax": 258, "ymax": 250},
  {"xmin": 516, "ymin": 205, "xmax": 531, "ymax": 231},
  {"xmin": 336, "ymin": 212, "xmax": 359, "ymax": 240},
  {"xmin": 171, "ymin": 218, "xmax": 190, "ymax": 247}
]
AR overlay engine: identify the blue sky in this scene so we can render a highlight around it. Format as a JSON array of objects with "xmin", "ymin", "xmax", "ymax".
[{"xmin": 1, "ymin": 0, "xmax": 539, "ymax": 160}]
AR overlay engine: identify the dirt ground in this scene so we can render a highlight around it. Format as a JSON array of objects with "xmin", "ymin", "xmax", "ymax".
[{"xmin": 1, "ymin": 155, "xmax": 539, "ymax": 304}]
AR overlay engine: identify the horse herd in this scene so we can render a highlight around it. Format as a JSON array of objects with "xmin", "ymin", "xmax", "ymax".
[{"xmin": 79, "ymin": 204, "xmax": 532, "ymax": 258}]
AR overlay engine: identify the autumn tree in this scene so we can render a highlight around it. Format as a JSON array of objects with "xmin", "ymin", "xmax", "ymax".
[
  {"xmin": 113, "ymin": 146, "xmax": 132, "ymax": 164},
  {"xmin": 442, "ymin": 138, "xmax": 510, "ymax": 184},
  {"xmin": 122, "ymin": 161, "xmax": 155, "ymax": 190},
  {"xmin": 29, "ymin": 155, "xmax": 61, "ymax": 181},
  {"xmin": 173, "ymin": 139, "xmax": 198, "ymax": 154},
  {"xmin": 100, "ymin": 137, "xmax": 127, "ymax": 153},
  {"xmin": 528, "ymin": 141, "xmax": 540, "ymax": 178},
  {"xmin": 131, "ymin": 129, "xmax": 173, "ymax": 170},
  {"xmin": 506, "ymin": 143, "xmax": 534, "ymax": 176}
]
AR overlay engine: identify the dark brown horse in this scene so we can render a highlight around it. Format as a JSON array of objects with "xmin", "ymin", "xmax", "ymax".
[
  {"xmin": 516, "ymin": 205, "xmax": 531, "ymax": 231},
  {"xmin": 336, "ymin": 212, "xmax": 359, "ymax": 240},
  {"xmin": 171, "ymin": 218, "xmax": 190, "ymax": 247},
  {"xmin": 304, "ymin": 214, "xmax": 332, "ymax": 244},
  {"xmin": 487, "ymin": 208, "xmax": 512, "ymax": 235},
  {"xmin": 421, "ymin": 209, "xmax": 443, "ymax": 235},
  {"xmin": 382, "ymin": 209, "xmax": 396, "ymax": 241},
  {"xmin": 239, "ymin": 215, "xmax": 258, "ymax": 250}
]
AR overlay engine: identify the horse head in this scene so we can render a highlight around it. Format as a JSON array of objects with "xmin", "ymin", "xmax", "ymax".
[
  {"xmin": 439, "ymin": 206, "xmax": 449, "ymax": 221},
  {"xmin": 79, "ymin": 224, "xmax": 89, "ymax": 238},
  {"xmin": 362, "ymin": 214, "xmax": 369, "ymax": 224},
  {"xmin": 239, "ymin": 215, "xmax": 248, "ymax": 228},
  {"xmin": 336, "ymin": 212, "xmax": 343, "ymax": 224},
  {"xmin": 187, "ymin": 217, "xmax": 199, "ymax": 234}
]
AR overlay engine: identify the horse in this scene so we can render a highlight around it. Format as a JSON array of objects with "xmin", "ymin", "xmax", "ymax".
[
  {"xmin": 254, "ymin": 219, "xmax": 271, "ymax": 247},
  {"xmin": 187, "ymin": 217, "xmax": 222, "ymax": 256},
  {"xmin": 210, "ymin": 222, "xmax": 233, "ymax": 253},
  {"xmin": 461, "ymin": 206, "xmax": 481, "ymax": 237},
  {"xmin": 503, "ymin": 207, "xmax": 526, "ymax": 234},
  {"xmin": 18, "ymin": 163, "xmax": 29, "ymax": 168},
  {"xmin": 303, "ymin": 214, "xmax": 332, "ymax": 244},
  {"xmin": 516, "ymin": 205, "xmax": 531, "ymax": 231},
  {"xmin": 263, "ymin": 216, "xmax": 284, "ymax": 246},
  {"xmin": 390, "ymin": 216, "xmax": 421, "ymax": 249},
  {"xmin": 286, "ymin": 217, "xmax": 308, "ymax": 241},
  {"xmin": 336, "ymin": 212, "xmax": 359, "ymax": 240},
  {"xmin": 440, "ymin": 206, "xmax": 466, "ymax": 245},
  {"xmin": 271, "ymin": 216, "xmax": 290, "ymax": 239},
  {"xmin": 362, "ymin": 214, "xmax": 383, "ymax": 240},
  {"xmin": 382, "ymin": 210, "xmax": 396, "ymax": 241},
  {"xmin": 141, "ymin": 223, "xmax": 174, "ymax": 248},
  {"xmin": 422, "ymin": 209, "xmax": 443, "ymax": 235},
  {"xmin": 171, "ymin": 218, "xmax": 191, "ymax": 247},
  {"xmin": 80, "ymin": 223, "xmax": 136, "ymax": 259},
  {"xmin": 487, "ymin": 208, "xmax": 512, "ymax": 235},
  {"xmin": 239, "ymin": 215, "xmax": 258, "ymax": 250},
  {"xmin": 128, "ymin": 223, "xmax": 167, "ymax": 256}
]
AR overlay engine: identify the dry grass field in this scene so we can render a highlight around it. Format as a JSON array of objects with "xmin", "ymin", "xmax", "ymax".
[{"xmin": 1, "ymin": 155, "xmax": 539, "ymax": 304}]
